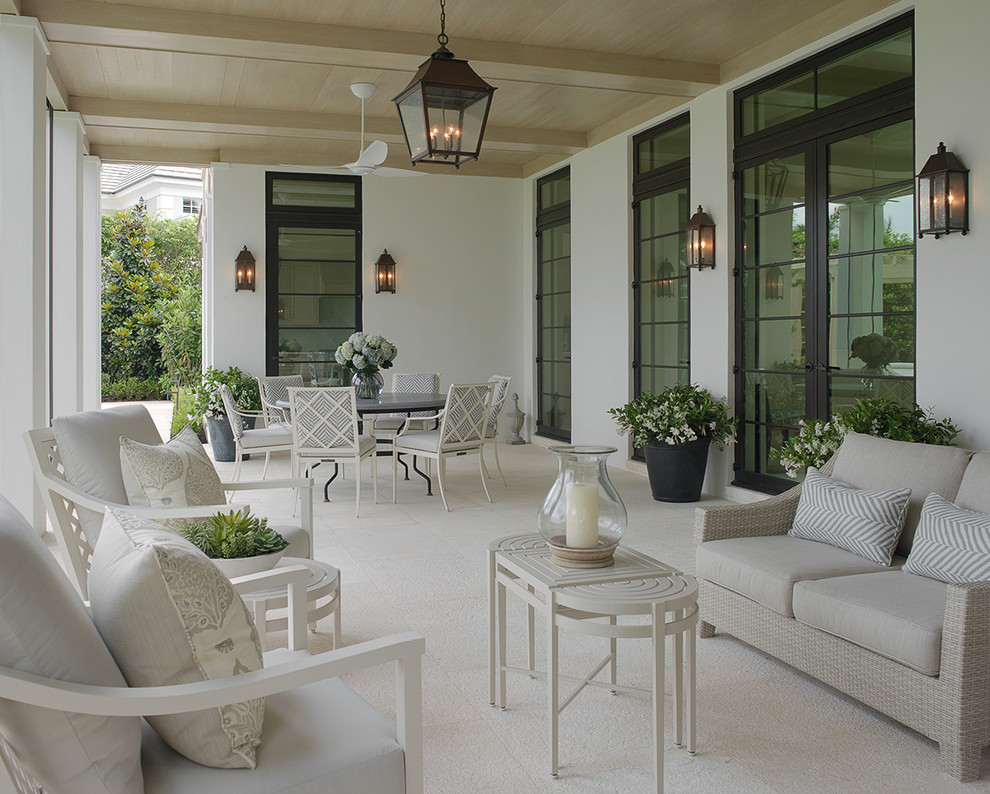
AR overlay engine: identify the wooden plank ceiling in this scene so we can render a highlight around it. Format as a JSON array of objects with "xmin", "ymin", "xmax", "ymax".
[{"xmin": 20, "ymin": 0, "xmax": 899, "ymax": 177}]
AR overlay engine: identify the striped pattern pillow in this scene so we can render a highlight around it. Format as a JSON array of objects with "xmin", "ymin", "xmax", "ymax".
[
  {"xmin": 789, "ymin": 468, "xmax": 910, "ymax": 565},
  {"xmin": 904, "ymin": 493, "xmax": 990, "ymax": 583}
]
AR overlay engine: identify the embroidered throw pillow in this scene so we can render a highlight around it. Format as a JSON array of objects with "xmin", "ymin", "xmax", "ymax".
[
  {"xmin": 88, "ymin": 508, "xmax": 264, "ymax": 769},
  {"xmin": 788, "ymin": 467, "xmax": 911, "ymax": 565},
  {"xmin": 904, "ymin": 493, "xmax": 990, "ymax": 583},
  {"xmin": 120, "ymin": 425, "xmax": 226, "ymax": 509}
]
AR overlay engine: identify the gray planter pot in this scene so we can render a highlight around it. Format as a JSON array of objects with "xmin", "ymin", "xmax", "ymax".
[
  {"xmin": 643, "ymin": 437, "xmax": 711, "ymax": 502},
  {"xmin": 205, "ymin": 415, "xmax": 254, "ymax": 462}
]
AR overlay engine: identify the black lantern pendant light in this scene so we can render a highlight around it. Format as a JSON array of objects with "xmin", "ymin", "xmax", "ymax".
[
  {"xmin": 685, "ymin": 206, "xmax": 716, "ymax": 270},
  {"xmin": 375, "ymin": 250, "xmax": 397, "ymax": 294},
  {"xmin": 917, "ymin": 142, "xmax": 970, "ymax": 238},
  {"xmin": 235, "ymin": 246, "xmax": 256, "ymax": 292},
  {"xmin": 392, "ymin": 0, "xmax": 496, "ymax": 168}
]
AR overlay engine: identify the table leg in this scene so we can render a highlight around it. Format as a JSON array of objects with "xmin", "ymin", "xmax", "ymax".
[
  {"xmin": 609, "ymin": 615, "xmax": 617, "ymax": 693},
  {"xmin": 488, "ymin": 550, "xmax": 496, "ymax": 706},
  {"xmin": 674, "ymin": 608, "xmax": 683, "ymax": 748},
  {"xmin": 687, "ymin": 608, "xmax": 697, "ymax": 755},
  {"xmin": 652, "ymin": 602, "xmax": 665, "ymax": 794},
  {"xmin": 287, "ymin": 578, "xmax": 306, "ymax": 652},
  {"xmin": 527, "ymin": 585, "xmax": 536, "ymax": 676},
  {"xmin": 333, "ymin": 584, "xmax": 342, "ymax": 650},
  {"xmin": 547, "ymin": 591, "xmax": 559, "ymax": 778},
  {"xmin": 497, "ymin": 577, "xmax": 507, "ymax": 709}
]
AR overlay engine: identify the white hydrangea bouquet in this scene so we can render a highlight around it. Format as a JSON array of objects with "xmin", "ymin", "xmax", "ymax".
[
  {"xmin": 334, "ymin": 332, "xmax": 397, "ymax": 376},
  {"xmin": 609, "ymin": 384, "xmax": 736, "ymax": 449}
]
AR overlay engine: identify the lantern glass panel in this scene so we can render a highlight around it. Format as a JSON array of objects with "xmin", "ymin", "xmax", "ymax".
[
  {"xmin": 932, "ymin": 172, "xmax": 948, "ymax": 230},
  {"xmin": 397, "ymin": 91, "xmax": 429, "ymax": 159},
  {"xmin": 424, "ymin": 85, "xmax": 489, "ymax": 156},
  {"xmin": 948, "ymin": 171, "xmax": 967, "ymax": 229},
  {"xmin": 918, "ymin": 175, "xmax": 932, "ymax": 232}
]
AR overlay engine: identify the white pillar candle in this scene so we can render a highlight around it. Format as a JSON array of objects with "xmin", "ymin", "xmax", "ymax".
[{"xmin": 565, "ymin": 482, "xmax": 599, "ymax": 548}]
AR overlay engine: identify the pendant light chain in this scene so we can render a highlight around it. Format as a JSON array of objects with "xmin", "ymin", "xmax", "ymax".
[{"xmin": 437, "ymin": 0, "xmax": 449, "ymax": 48}]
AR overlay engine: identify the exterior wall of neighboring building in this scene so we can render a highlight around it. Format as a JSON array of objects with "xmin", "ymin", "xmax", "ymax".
[{"xmin": 101, "ymin": 165, "xmax": 203, "ymax": 219}]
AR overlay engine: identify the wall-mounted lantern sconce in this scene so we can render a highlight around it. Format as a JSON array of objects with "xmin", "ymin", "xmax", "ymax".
[
  {"xmin": 918, "ymin": 142, "xmax": 969, "ymax": 238},
  {"xmin": 235, "ymin": 246, "xmax": 256, "ymax": 292},
  {"xmin": 765, "ymin": 265, "xmax": 784, "ymax": 301},
  {"xmin": 658, "ymin": 257, "xmax": 675, "ymax": 297},
  {"xmin": 375, "ymin": 249, "xmax": 397, "ymax": 293},
  {"xmin": 686, "ymin": 206, "xmax": 716, "ymax": 270}
]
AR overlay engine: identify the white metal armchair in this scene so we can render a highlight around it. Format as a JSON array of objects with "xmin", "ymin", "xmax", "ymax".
[
  {"xmin": 372, "ymin": 372, "xmax": 442, "ymax": 439},
  {"xmin": 24, "ymin": 404, "xmax": 314, "ymax": 602},
  {"xmin": 258, "ymin": 374, "xmax": 303, "ymax": 427},
  {"xmin": 0, "ymin": 493, "xmax": 424, "ymax": 794},
  {"xmin": 391, "ymin": 382, "xmax": 495, "ymax": 511},
  {"xmin": 288, "ymin": 387, "xmax": 378, "ymax": 517},
  {"xmin": 217, "ymin": 384, "xmax": 295, "ymax": 481}
]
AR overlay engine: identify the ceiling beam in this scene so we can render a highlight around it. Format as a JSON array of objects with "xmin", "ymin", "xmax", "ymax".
[
  {"xmin": 87, "ymin": 143, "xmax": 524, "ymax": 178},
  {"xmin": 0, "ymin": 0, "xmax": 22, "ymax": 13},
  {"xmin": 25, "ymin": 0, "xmax": 720, "ymax": 96},
  {"xmin": 69, "ymin": 96, "xmax": 587, "ymax": 155}
]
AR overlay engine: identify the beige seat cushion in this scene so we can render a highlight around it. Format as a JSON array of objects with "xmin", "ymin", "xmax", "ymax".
[
  {"xmin": 396, "ymin": 430, "xmax": 480, "ymax": 454},
  {"xmin": 696, "ymin": 535, "xmax": 893, "ymax": 616},
  {"xmin": 299, "ymin": 435, "xmax": 376, "ymax": 458},
  {"xmin": 142, "ymin": 658, "xmax": 404, "ymax": 794},
  {"xmin": 0, "ymin": 495, "xmax": 143, "ymax": 794},
  {"xmin": 90, "ymin": 509, "xmax": 264, "ymax": 769},
  {"xmin": 831, "ymin": 432, "xmax": 973, "ymax": 556},
  {"xmin": 239, "ymin": 426, "xmax": 293, "ymax": 450},
  {"xmin": 793, "ymin": 571, "xmax": 946, "ymax": 676}
]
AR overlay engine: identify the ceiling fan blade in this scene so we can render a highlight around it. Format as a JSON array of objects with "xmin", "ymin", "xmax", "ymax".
[
  {"xmin": 356, "ymin": 140, "xmax": 388, "ymax": 167},
  {"xmin": 372, "ymin": 167, "xmax": 425, "ymax": 178}
]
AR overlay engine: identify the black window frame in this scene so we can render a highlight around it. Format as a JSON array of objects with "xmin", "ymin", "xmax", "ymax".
[
  {"xmin": 264, "ymin": 172, "xmax": 363, "ymax": 377},
  {"xmin": 732, "ymin": 12, "xmax": 915, "ymax": 494}
]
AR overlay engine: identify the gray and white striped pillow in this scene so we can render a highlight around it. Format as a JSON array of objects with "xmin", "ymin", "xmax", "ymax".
[
  {"xmin": 903, "ymin": 493, "xmax": 990, "ymax": 583},
  {"xmin": 788, "ymin": 467, "xmax": 910, "ymax": 565}
]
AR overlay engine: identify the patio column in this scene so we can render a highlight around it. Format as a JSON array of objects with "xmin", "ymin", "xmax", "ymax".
[
  {"xmin": 51, "ymin": 111, "xmax": 87, "ymax": 418},
  {"xmin": 82, "ymin": 155, "xmax": 103, "ymax": 410},
  {"xmin": 0, "ymin": 16, "xmax": 49, "ymax": 532}
]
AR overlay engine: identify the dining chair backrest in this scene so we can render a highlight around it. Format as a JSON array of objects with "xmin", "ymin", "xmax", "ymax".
[
  {"xmin": 392, "ymin": 373, "xmax": 441, "ymax": 418},
  {"xmin": 259, "ymin": 375, "xmax": 303, "ymax": 422},
  {"xmin": 439, "ymin": 383, "xmax": 495, "ymax": 447},
  {"xmin": 487, "ymin": 376, "xmax": 512, "ymax": 432},
  {"xmin": 217, "ymin": 383, "xmax": 246, "ymax": 440},
  {"xmin": 288, "ymin": 387, "xmax": 361, "ymax": 454}
]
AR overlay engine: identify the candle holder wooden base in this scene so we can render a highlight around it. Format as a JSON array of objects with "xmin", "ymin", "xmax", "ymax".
[{"xmin": 546, "ymin": 535, "xmax": 618, "ymax": 568}]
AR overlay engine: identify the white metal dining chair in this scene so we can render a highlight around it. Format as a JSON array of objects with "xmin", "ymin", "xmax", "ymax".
[
  {"xmin": 288, "ymin": 387, "xmax": 378, "ymax": 517},
  {"xmin": 217, "ymin": 384, "xmax": 295, "ymax": 481},
  {"xmin": 372, "ymin": 373, "xmax": 442, "ymax": 439},
  {"xmin": 258, "ymin": 374, "xmax": 303, "ymax": 426},
  {"xmin": 482, "ymin": 375, "xmax": 512, "ymax": 486},
  {"xmin": 391, "ymin": 382, "xmax": 495, "ymax": 511}
]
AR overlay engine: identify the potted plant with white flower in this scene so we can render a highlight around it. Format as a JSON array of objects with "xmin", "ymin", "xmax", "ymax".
[
  {"xmin": 609, "ymin": 383, "xmax": 736, "ymax": 502},
  {"xmin": 334, "ymin": 332, "xmax": 398, "ymax": 398}
]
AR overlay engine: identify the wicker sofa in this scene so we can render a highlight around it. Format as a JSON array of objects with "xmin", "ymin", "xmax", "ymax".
[{"xmin": 694, "ymin": 432, "xmax": 990, "ymax": 781}]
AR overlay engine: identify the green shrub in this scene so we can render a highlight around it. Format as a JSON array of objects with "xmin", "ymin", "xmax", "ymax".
[
  {"xmin": 170, "ymin": 387, "xmax": 203, "ymax": 436},
  {"xmin": 190, "ymin": 366, "xmax": 261, "ymax": 419},
  {"xmin": 156, "ymin": 277, "xmax": 202, "ymax": 389},
  {"xmin": 101, "ymin": 374, "xmax": 167, "ymax": 402}
]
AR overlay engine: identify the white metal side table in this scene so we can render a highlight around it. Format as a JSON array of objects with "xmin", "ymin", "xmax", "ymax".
[
  {"xmin": 488, "ymin": 533, "xmax": 698, "ymax": 792},
  {"xmin": 241, "ymin": 558, "xmax": 342, "ymax": 651}
]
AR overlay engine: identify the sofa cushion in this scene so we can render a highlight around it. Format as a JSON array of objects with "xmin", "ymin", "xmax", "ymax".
[
  {"xmin": 89, "ymin": 509, "xmax": 264, "ymax": 769},
  {"xmin": 0, "ymin": 495, "xmax": 143, "ymax": 794},
  {"xmin": 954, "ymin": 451, "xmax": 990, "ymax": 513},
  {"xmin": 695, "ymin": 535, "xmax": 893, "ymax": 617},
  {"xmin": 788, "ymin": 468, "xmax": 910, "ymax": 565},
  {"xmin": 120, "ymin": 426, "xmax": 227, "ymax": 509},
  {"xmin": 53, "ymin": 404, "xmax": 163, "ymax": 544},
  {"xmin": 831, "ymin": 432, "xmax": 972, "ymax": 557},
  {"xmin": 141, "ymin": 660, "xmax": 404, "ymax": 794},
  {"xmin": 793, "ymin": 571, "xmax": 946, "ymax": 676},
  {"xmin": 903, "ymin": 493, "xmax": 990, "ymax": 583}
]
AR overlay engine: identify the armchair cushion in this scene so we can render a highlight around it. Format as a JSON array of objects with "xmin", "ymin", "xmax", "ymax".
[
  {"xmin": 788, "ymin": 468, "xmax": 910, "ymax": 565},
  {"xmin": 52, "ymin": 403, "xmax": 163, "ymax": 543},
  {"xmin": 239, "ymin": 426, "xmax": 293, "ymax": 450},
  {"xmin": 903, "ymin": 493, "xmax": 990, "ymax": 583},
  {"xmin": 0, "ymin": 495, "xmax": 142, "ymax": 793},
  {"xmin": 141, "ymin": 660, "xmax": 404, "ymax": 794},
  {"xmin": 120, "ymin": 426, "xmax": 226, "ymax": 509},
  {"xmin": 90, "ymin": 509, "xmax": 265, "ymax": 769}
]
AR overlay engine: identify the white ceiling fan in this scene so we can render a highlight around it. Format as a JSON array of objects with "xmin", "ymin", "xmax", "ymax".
[{"xmin": 337, "ymin": 83, "xmax": 422, "ymax": 177}]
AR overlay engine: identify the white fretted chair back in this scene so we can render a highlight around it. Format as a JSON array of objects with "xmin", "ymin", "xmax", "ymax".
[
  {"xmin": 439, "ymin": 383, "xmax": 495, "ymax": 447},
  {"xmin": 259, "ymin": 375, "xmax": 303, "ymax": 423},
  {"xmin": 217, "ymin": 383, "xmax": 246, "ymax": 440},
  {"xmin": 392, "ymin": 373, "xmax": 441, "ymax": 418},
  {"xmin": 289, "ymin": 387, "xmax": 361, "ymax": 454},
  {"xmin": 487, "ymin": 376, "xmax": 512, "ymax": 434}
]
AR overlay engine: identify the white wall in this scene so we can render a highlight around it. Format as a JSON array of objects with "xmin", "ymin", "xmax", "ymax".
[
  {"xmin": 207, "ymin": 166, "xmax": 527, "ymax": 418},
  {"xmin": 914, "ymin": 0, "xmax": 990, "ymax": 449}
]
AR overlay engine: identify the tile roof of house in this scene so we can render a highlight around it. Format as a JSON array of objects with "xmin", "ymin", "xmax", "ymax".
[{"xmin": 100, "ymin": 164, "xmax": 203, "ymax": 195}]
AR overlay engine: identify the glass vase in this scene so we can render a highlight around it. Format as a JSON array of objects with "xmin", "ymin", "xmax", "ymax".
[
  {"xmin": 538, "ymin": 445, "xmax": 627, "ymax": 568},
  {"xmin": 351, "ymin": 370, "xmax": 384, "ymax": 399}
]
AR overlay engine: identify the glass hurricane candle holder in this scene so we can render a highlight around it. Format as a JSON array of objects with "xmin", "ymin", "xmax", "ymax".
[{"xmin": 538, "ymin": 445, "xmax": 628, "ymax": 568}]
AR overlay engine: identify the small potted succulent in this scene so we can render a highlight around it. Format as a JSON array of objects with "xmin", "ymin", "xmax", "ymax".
[
  {"xmin": 180, "ymin": 508, "xmax": 289, "ymax": 578},
  {"xmin": 190, "ymin": 366, "xmax": 262, "ymax": 461},
  {"xmin": 334, "ymin": 332, "xmax": 398, "ymax": 399},
  {"xmin": 610, "ymin": 383, "xmax": 736, "ymax": 502}
]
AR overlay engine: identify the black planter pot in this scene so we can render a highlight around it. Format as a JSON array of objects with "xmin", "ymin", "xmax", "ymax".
[
  {"xmin": 643, "ymin": 437, "xmax": 712, "ymax": 503},
  {"xmin": 204, "ymin": 415, "xmax": 254, "ymax": 462}
]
